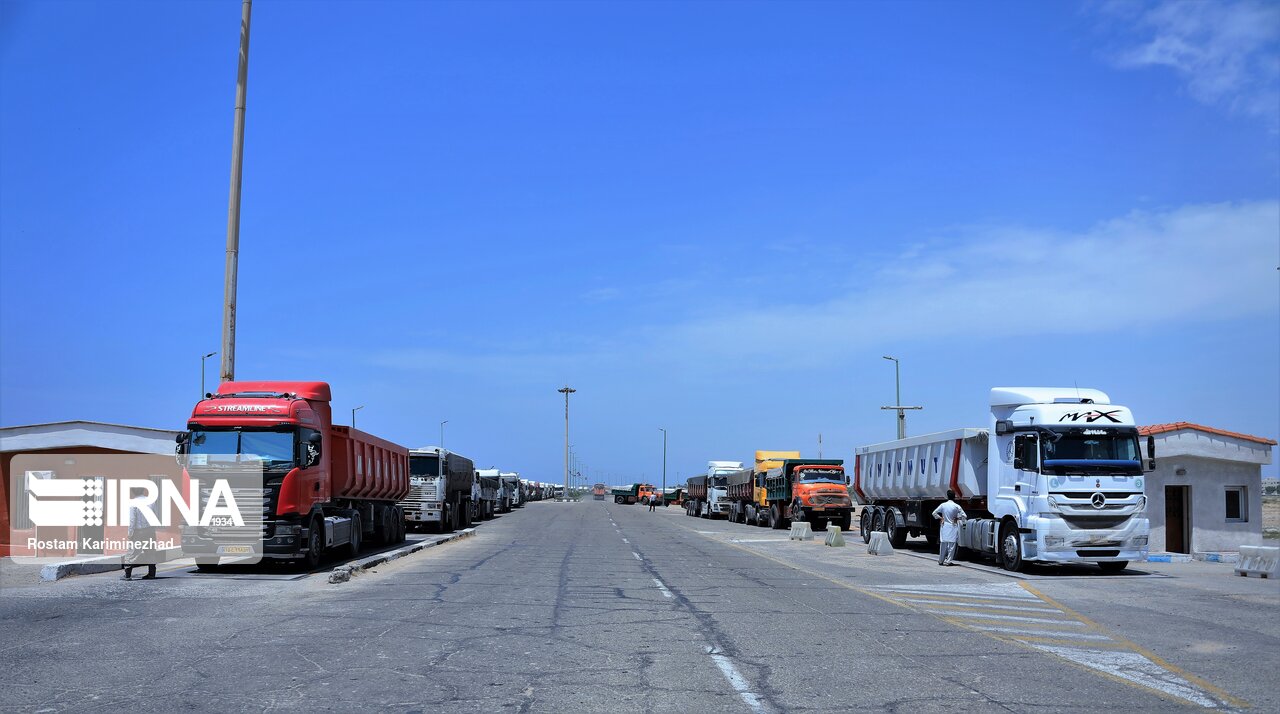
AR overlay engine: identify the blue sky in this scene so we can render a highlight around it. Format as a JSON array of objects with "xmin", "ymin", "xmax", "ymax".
[{"xmin": 2, "ymin": 0, "xmax": 1277, "ymax": 484}]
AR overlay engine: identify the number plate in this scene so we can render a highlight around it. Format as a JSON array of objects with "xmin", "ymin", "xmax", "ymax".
[{"xmin": 218, "ymin": 545, "xmax": 253, "ymax": 555}]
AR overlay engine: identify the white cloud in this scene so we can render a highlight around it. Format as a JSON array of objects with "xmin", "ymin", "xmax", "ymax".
[
  {"xmin": 367, "ymin": 201, "xmax": 1278, "ymax": 376},
  {"xmin": 657, "ymin": 200, "xmax": 1279, "ymax": 365},
  {"xmin": 1100, "ymin": 0, "xmax": 1280, "ymax": 124}
]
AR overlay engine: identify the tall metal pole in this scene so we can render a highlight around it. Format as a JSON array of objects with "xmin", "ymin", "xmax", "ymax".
[
  {"xmin": 352, "ymin": 405, "xmax": 364, "ymax": 429},
  {"xmin": 220, "ymin": 0, "xmax": 253, "ymax": 383},
  {"xmin": 659, "ymin": 428, "xmax": 667, "ymax": 496},
  {"xmin": 201, "ymin": 351, "xmax": 217, "ymax": 396},
  {"xmin": 558, "ymin": 386, "xmax": 575, "ymax": 500},
  {"xmin": 881, "ymin": 355, "xmax": 921, "ymax": 440},
  {"xmin": 440, "ymin": 420, "xmax": 448, "ymax": 448}
]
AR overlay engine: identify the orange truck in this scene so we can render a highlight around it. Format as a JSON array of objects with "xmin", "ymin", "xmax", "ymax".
[{"xmin": 762, "ymin": 458, "xmax": 853, "ymax": 531}]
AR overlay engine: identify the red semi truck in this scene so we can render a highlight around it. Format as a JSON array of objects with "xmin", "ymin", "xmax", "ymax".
[{"xmin": 179, "ymin": 381, "xmax": 409, "ymax": 569}]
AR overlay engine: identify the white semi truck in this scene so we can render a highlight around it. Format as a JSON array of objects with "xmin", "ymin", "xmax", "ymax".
[
  {"xmin": 853, "ymin": 387, "xmax": 1153, "ymax": 572},
  {"xmin": 501, "ymin": 472, "xmax": 523, "ymax": 509},
  {"xmin": 697, "ymin": 460, "xmax": 742, "ymax": 518}
]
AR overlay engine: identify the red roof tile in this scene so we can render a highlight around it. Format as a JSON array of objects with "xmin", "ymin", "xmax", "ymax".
[{"xmin": 1139, "ymin": 422, "xmax": 1277, "ymax": 446}]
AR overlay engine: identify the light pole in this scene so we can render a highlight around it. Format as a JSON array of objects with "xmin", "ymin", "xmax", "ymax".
[
  {"xmin": 440, "ymin": 420, "xmax": 448, "ymax": 449},
  {"xmin": 880, "ymin": 355, "xmax": 922, "ymax": 440},
  {"xmin": 558, "ymin": 385, "xmax": 576, "ymax": 500},
  {"xmin": 220, "ymin": 0, "xmax": 254, "ymax": 383},
  {"xmin": 201, "ymin": 351, "xmax": 217, "ymax": 396},
  {"xmin": 352, "ymin": 405, "xmax": 364, "ymax": 430},
  {"xmin": 659, "ymin": 428, "xmax": 667, "ymax": 497}
]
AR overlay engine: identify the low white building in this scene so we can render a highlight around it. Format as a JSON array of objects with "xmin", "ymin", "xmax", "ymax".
[{"xmin": 1139, "ymin": 422, "xmax": 1275, "ymax": 554}]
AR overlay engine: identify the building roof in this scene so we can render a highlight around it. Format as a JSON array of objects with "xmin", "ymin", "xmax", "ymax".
[
  {"xmin": 0, "ymin": 421, "xmax": 181, "ymax": 455},
  {"xmin": 1139, "ymin": 422, "xmax": 1276, "ymax": 447}
]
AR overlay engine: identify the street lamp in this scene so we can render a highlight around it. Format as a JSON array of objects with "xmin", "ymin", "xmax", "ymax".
[
  {"xmin": 352, "ymin": 405, "xmax": 364, "ymax": 430},
  {"xmin": 880, "ymin": 355, "xmax": 922, "ymax": 440},
  {"xmin": 201, "ymin": 351, "xmax": 217, "ymax": 396},
  {"xmin": 440, "ymin": 420, "xmax": 448, "ymax": 449},
  {"xmin": 659, "ymin": 428, "xmax": 667, "ymax": 498},
  {"xmin": 558, "ymin": 385, "xmax": 576, "ymax": 500}
]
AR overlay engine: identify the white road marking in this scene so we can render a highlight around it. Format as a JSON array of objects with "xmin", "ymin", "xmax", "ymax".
[
  {"xmin": 706, "ymin": 646, "xmax": 767, "ymax": 713},
  {"xmin": 969, "ymin": 624, "xmax": 1114, "ymax": 641},
  {"xmin": 929, "ymin": 609, "xmax": 1086, "ymax": 625},
  {"xmin": 632, "ymin": 552, "xmax": 643, "ymax": 561},
  {"xmin": 881, "ymin": 585, "xmax": 1039, "ymax": 600},
  {"xmin": 652, "ymin": 577, "xmax": 673, "ymax": 598},
  {"xmin": 898, "ymin": 597, "xmax": 1060, "ymax": 612},
  {"xmin": 1029, "ymin": 644, "xmax": 1221, "ymax": 708}
]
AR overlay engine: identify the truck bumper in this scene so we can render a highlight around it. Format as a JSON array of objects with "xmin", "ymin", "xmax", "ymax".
[
  {"xmin": 1023, "ymin": 515, "xmax": 1150, "ymax": 563},
  {"xmin": 404, "ymin": 508, "xmax": 443, "ymax": 523},
  {"xmin": 181, "ymin": 528, "xmax": 300, "ymax": 560}
]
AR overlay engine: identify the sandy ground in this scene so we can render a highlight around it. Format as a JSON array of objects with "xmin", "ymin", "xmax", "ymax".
[{"xmin": 1263, "ymin": 495, "xmax": 1280, "ymax": 539}]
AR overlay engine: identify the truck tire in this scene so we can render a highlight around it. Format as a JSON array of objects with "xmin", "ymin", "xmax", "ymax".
[
  {"xmin": 303, "ymin": 516, "xmax": 324, "ymax": 570},
  {"xmin": 860, "ymin": 509, "xmax": 873, "ymax": 543},
  {"xmin": 836, "ymin": 512, "xmax": 852, "ymax": 533},
  {"xmin": 770, "ymin": 503, "xmax": 785, "ymax": 530},
  {"xmin": 343, "ymin": 513, "xmax": 362, "ymax": 558},
  {"xmin": 1098, "ymin": 561, "xmax": 1128, "ymax": 574},
  {"xmin": 886, "ymin": 512, "xmax": 907, "ymax": 548},
  {"xmin": 442, "ymin": 504, "xmax": 455, "ymax": 534},
  {"xmin": 872, "ymin": 509, "xmax": 885, "ymax": 534},
  {"xmin": 999, "ymin": 522, "xmax": 1024, "ymax": 572}
]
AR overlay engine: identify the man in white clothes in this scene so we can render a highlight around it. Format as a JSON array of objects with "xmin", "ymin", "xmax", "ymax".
[{"xmin": 932, "ymin": 490, "xmax": 966, "ymax": 566}]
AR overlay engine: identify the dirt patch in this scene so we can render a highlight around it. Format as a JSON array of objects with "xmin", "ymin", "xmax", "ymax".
[{"xmin": 1263, "ymin": 495, "xmax": 1280, "ymax": 540}]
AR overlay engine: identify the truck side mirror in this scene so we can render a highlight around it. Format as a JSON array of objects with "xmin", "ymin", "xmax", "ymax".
[
  {"xmin": 995, "ymin": 420, "xmax": 1014, "ymax": 436},
  {"xmin": 309, "ymin": 432, "xmax": 322, "ymax": 445},
  {"xmin": 1146, "ymin": 435, "xmax": 1156, "ymax": 471},
  {"xmin": 174, "ymin": 431, "xmax": 189, "ymax": 456}
]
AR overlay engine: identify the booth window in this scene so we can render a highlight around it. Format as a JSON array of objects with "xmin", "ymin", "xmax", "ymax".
[{"xmin": 1225, "ymin": 487, "xmax": 1247, "ymax": 522}]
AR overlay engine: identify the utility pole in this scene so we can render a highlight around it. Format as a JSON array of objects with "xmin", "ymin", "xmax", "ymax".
[
  {"xmin": 881, "ymin": 355, "xmax": 922, "ymax": 439},
  {"xmin": 201, "ymin": 351, "xmax": 217, "ymax": 397},
  {"xmin": 440, "ymin": 420, "xmax": 448, "ymax": 449},
  {"xmin": 220, "ymin": 0, "xmax": 253, "ymax": 383},
  {"xmin": 818, "ymin": 432, "xmax": 823, "ymax": 458},
  {"xmin": 558, "ymin": 385, "xmax": 576, "ymax": 500},
  {"xmin": 659, "ymin": 428, "xmax": 667, "ymax": 496}
]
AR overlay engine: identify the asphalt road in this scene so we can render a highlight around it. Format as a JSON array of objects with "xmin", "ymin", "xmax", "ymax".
[{"xmin": 1, "ymin": 500, "xmax": 1276, "ymax": 712}]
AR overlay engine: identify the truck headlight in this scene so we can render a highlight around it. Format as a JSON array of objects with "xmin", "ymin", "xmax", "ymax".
[
  {"xmin": 1044, "ymin": 536, "xmax": 1065, "ymax": 548},
  {"xmin": 1047, "ymin": 496, "xmax": 1059, "ymax": 509},
  {"xmin": 274, "ymin": 524, "xmax": 299, "ymax": 535},
  {"xmin": 1132, "ymin": 536, "xmax": 1148, "ymax": 547}
]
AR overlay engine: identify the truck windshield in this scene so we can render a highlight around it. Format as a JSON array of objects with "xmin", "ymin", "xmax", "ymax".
[
  {"xmin": 710, "ymin": 476, "xmax": 728, "ymax": 487},
  {"xmin": 189, "ymin": 428, "xmax": 295, "ymax": 469},
  {"xmin": 796, "ymin": 469, "xmax": 844, "ymax": 483},
  {"xmin": 1042, "ymin": 430, "xmax": 1141, "ymax": 472},
  {"xmin": 410, "ymin": 455, "xmax": 441, "ymax": 478}
]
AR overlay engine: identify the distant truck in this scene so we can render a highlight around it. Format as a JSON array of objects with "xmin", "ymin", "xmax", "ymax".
[
  {"xmin": 179, "ymin": 381, "xmax": 409, "ymax": 570},
  {"xmin": 663, "ymin": 487, "xmax": 683, "ymax": 506},
  {"xmin": 401, "ymin": 446, "xmax": 476, "ymax": 533},
  {"xmin": 475, "ymin": 468, "xmax": 501, "ymax": 520},
  {"xmin": 613, "ymin": 483, "xmax": 658, "ymax": 505},
  {"xmin": 501, "ymin": 472, "xmax": 523, "ymax": 510},
  {"xmin": 592, "ymin": 483, "xmax": 608, "ymax": 500},
  {"xmin": 726, "ymin": 450, "xmax": 800, "ymax": 526},
  {"xmin": 761, "ymin": 459, "xmax": 852, "ymax": 531},
  {"xmin": 853, "ymin": 387, "xmax": 1153, "ymax": 572},
  {"xmin": 684, "ymin": 461, "xmax": 741, "ymax": 518}
]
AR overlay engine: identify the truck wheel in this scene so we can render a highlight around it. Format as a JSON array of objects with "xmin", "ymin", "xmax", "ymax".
[
  {"xmin": 872, "ymin": 509, "xmax": 885, "ymax": 534},
  {"xmin": 343, "ymin": 513, "xmax": 362, "ymax": 558},
  {"xmin": 999, "ymin": 522, "xmax": 1024, "ymax": 572},
  {"xmin": 442, "ymin": 504, "xmax": 455, "ymax": 533},
  {"xmin": 1098, "ymin": 561, "xmax": 1128, "ymax": 574},
  {"xmin": 837, "ymin": 512, "xmax": 852, "ymax": 532},
  {"xmin": 303, "ymin": 517, "xmax": 324, "ymax": 570},
  {"xmin": 886, "ymin": 512, "xmax": 907, "ymax": 548},
  {"xmin": 860, "ymin": 509, "xmax": 873, "ymax": 543},
  {"xmin": 770, "ymin": 504, "xmax": 785, "ymax": 530}
]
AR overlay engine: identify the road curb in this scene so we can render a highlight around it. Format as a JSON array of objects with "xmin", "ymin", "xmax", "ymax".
[
  {"xmin": 39, "ymin": 547, "xmax": 184, "ymax": 582},
  {"xmin": 328, "ymin": 528, "xmax": 477, "ymax": 584}
]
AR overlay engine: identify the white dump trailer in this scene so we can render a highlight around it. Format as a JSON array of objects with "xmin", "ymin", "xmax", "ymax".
[{"xmin": 854, "ymin": 387, "xmax": 1153, "ymax": 572}]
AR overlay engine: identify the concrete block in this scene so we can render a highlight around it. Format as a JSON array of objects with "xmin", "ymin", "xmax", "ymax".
[
  {"xmin": 824, "ymin": 526, "xmax": 846, "ymax": 547},
  {"xmin": 789, "ymin": 521, "xmax": 814, "ymax": 541},
  {"xmin": 1235, "ymin": 545, "xmax": 1278, "ymax": 579},
  {"xmin": 867, "ymin": 531, "xmax": 893, "ymax": 555}
]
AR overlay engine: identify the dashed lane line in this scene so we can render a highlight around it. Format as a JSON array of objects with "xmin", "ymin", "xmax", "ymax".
[{"xmin": 665, "ymin": 519, "xmax": 1247, "ymax": 710}]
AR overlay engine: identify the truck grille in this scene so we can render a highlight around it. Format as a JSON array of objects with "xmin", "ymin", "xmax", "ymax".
[
  {"xmin": 198, "ymin": 485, "xmax": 269, "ymax": 538},
  {"xmin": 401, "ymin": 481, "xmax": 439, "ymax": 505}
]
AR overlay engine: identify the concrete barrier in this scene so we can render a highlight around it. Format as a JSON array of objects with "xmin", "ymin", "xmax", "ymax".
[
  {"xmin": 789, "ymin": 522, "xmax": 814, "ymax": 541},
  {"xmin": 824, "ymin": 526, "xmax": 845, "ymax": 547},
  {"xmin": 867, "ymin": 531, "xmax": 893, "ymax": 556},
  {"xmin": 39, "ymin": 547, "xmax": 184, "ymax": 582},
  {"xmin": 1234, "ymin": 545, "xmax": 1278, "ymax": 579},
  {"xmin": 329, "ymin": 528, "xmax": 476, "ymax": 583}
]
